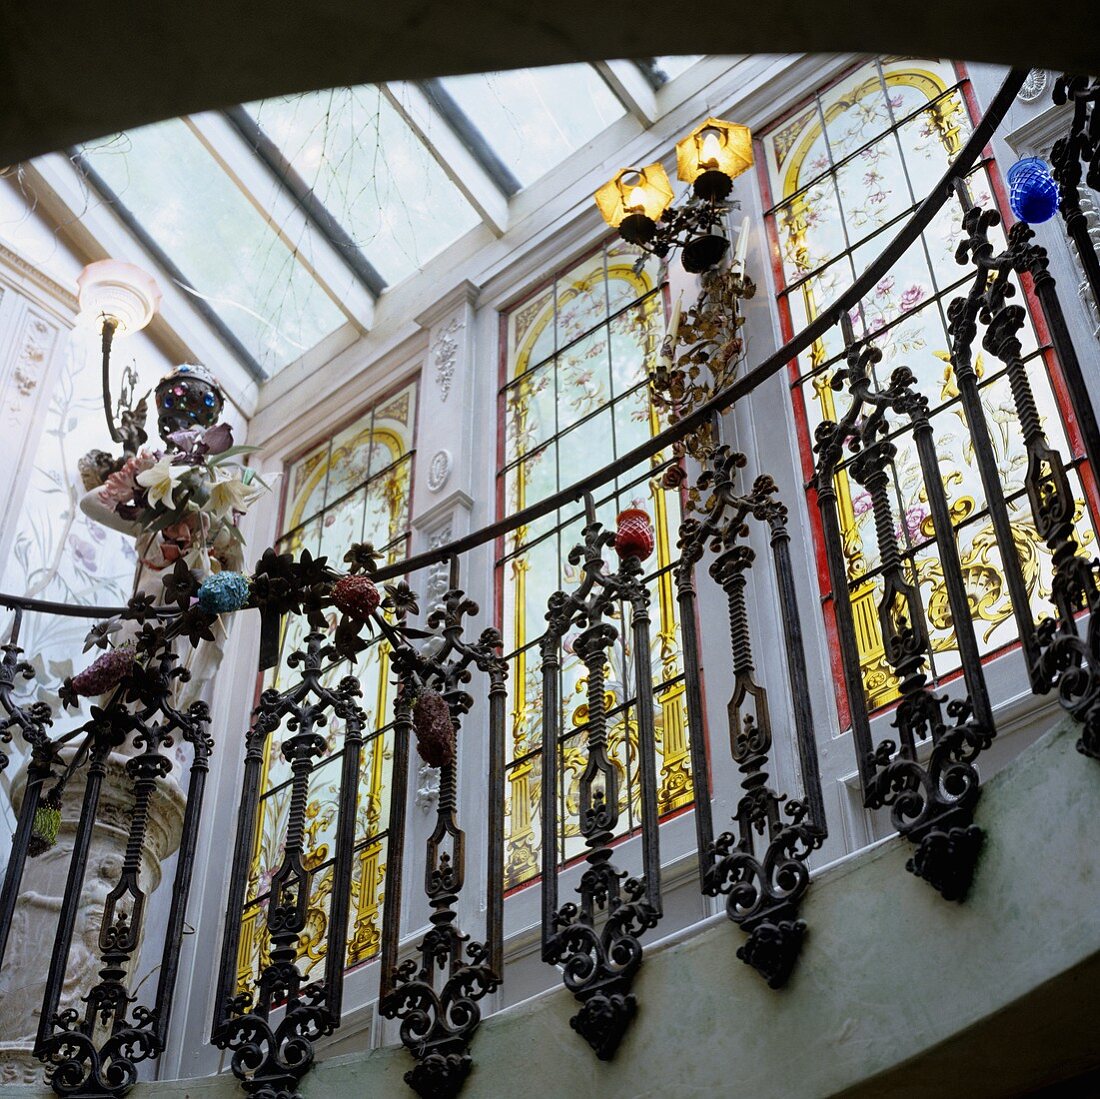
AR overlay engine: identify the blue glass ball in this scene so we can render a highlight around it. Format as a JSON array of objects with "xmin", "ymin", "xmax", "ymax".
[
  {"xmin": 203, "ymin": 392, "xmax": 215, "ymax": 407},
  {"xmin": 197, "ymin": 571, "xmax": 251, "ymax": 614},
  {"xmin": 1006, "ymin": 157, "xmax": 1059, "ymax": 224},
  {"xmin": 163, "ymin": 396, "xmax": 174, "ymax": 408}
]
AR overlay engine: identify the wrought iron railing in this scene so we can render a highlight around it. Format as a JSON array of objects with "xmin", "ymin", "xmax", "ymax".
[{"xmin": 1, "ymin": 64, "xmax": 1100, "ymax": 1099}]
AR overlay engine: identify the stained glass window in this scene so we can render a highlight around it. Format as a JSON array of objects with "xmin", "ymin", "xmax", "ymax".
[
  {"xmin": 760, "ymin": 57, "xmax": 1098, "ymax": 715},
  {"xmin": 236, "ymin": 380, "xmax": 417, "ymax": 992},
  {"xmin": 498, "ymin": 243, "xmax": 693, "ymax": 890}
]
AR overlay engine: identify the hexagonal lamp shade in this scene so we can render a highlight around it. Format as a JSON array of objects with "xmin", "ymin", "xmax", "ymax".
[
  {"xmin": 77, "ymin": 259, "xmax": 161, "ymax": 337},
  {"xmin": 675, "ymin": 118, "xmax": 753, "ymax": 202},
  {"xmin": 593, "ymin": 162, "xmax": 675, "ymax": 245}
]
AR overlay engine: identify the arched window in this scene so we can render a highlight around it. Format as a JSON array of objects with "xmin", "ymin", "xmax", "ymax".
[
  {"xmin": 235, "ymin": 380, "xmax": 417, "ymax": 991},
  {"xmin": 760, "ymin": 57, "xmax": 1098, "ymax": 718},
  {"xmin": 497, "ymin": 243, "xmax": 694, "ymax": 889}
]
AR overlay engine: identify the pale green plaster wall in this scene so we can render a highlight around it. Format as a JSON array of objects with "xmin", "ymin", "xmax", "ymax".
[{"xmin": 5, "ymin": 716, "xmax": 1099, "ymax": 1099}]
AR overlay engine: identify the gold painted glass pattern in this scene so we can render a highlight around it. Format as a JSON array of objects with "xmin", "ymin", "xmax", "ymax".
[
  {"xmin": 236, "ymin": 381, "xmax": 417, "ymax": 993},
  {"xmin": 762, "ymin": 57, "xmax": 1097, "ymax": 712},
  {"xmin": 499, "ymin": 242, "xmax": 693, "ymax": 889}
]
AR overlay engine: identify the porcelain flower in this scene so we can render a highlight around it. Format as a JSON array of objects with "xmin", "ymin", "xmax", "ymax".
[
  {"xmin": 98, "ymin": 450, "xmax": 156, "ymax": 509},
  {"xmin": 136, "ymin": 456, "xmax": 181, "ymax": 509},
  {"xmin": 205, "ymin": 472, "xmax": 259, "ymax": 518}
]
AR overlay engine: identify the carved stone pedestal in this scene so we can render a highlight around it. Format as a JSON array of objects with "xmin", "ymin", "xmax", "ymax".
[{"xmin": 0, "ymin": 749, "xmax": 186, "ymax": 1084}]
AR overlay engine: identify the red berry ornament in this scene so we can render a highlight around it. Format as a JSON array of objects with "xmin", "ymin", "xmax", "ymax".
[
  {"xmin": 71, "ymin": 648, "xmax": 135, "ymax": 697},
  {"xmin": 333, "ymin": 575, "xmax": 381, "ymax": 622},
  {"xmin": 615, "ymin": 509, "xmax": 655, "ymax": 561},
  {"xmin": 412, "ymin": 689, "xmax": 456, "ymax": 768}
]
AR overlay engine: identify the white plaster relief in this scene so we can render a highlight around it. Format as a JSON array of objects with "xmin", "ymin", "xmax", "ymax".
[
  {"xmin": 426, "ymin": 449, "xmax": 452, "ymax": 492},
  {"xmin": 1017, "ymin": 69, "xmax": 1049, "ymax": 103},
  {"xmin": 8, "ymin": 316, "xmax": 52, "ymax": 417},
  {"xmin": 431, "ymin": 316, "xmax": 464, "ymax": 403}
]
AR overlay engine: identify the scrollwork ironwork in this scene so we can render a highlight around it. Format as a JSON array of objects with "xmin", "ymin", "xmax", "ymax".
[
  {"xmin": 814, "ymin": 318, "xmax": 995, "ymax": 900},
  {"xmin": 378, "ymin": 572, "xmax": 506, "ymax": 1099},
  {"xmin": 212, "ymin": 624, "xmax": 366, "ymax": 1099},
  {"xmin": 676, "ymin": 447, "xmax": 826, "ymax": 986},
  {"xmin": 29, "ymin": 597, "xmax": 214, "ymax": 1096},
  {"xmin": 540, "ymin": 500, "xmax": 662, "ymax": 1058}
]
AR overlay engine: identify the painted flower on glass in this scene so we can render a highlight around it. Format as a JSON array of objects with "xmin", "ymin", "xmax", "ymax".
[
  {"xmin": 69, "ymin": 535, "xmax": 97, "ymax": 572},
  {"xmin": 899, "ymin": 284, "xmax": 926, "ymax": 312}
]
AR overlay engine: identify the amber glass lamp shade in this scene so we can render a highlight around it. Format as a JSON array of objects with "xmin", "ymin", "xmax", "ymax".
[
  {"xmin": 676, "ymin": 118, "xmax": 753, "ymax": 202},
  {"xmin": 594, "ymin": 163, "xmax": 675, "ymax": 245}
]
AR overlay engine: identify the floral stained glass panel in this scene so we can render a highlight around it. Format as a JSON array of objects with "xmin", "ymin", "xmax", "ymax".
[
  {"xmin": 498, "ymin": 242, "xmax": 693, "ymax": 889},
  {"xmin": 762, "ymin": 57, "xmax": 1099, "ymax": 714},
  {"xmin": 238, "ymin": 380, "xmax": 416, "ymax": 993}
]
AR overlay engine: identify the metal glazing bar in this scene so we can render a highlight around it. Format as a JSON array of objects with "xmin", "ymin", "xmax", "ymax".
[
  {"xmin": 69, "ymin": 150, "xmax": 266, "ymax": 383},
  {"xmin": 417, "ymin": 80, "xmax": 522, "ymax": 197}
]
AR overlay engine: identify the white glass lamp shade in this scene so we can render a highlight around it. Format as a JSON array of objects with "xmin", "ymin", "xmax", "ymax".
[{"xmin": 77, "ymin": 259, "xmax": 162, "ymax": 337}]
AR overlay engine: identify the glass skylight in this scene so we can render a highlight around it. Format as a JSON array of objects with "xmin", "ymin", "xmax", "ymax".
[
  {"xmin": 439, "ymin": 65, "xmax": 626, "ymax": 187},
  {"xmin": 80, "ymin": 119, "xmax": 347, "ymax": 374},
  {"xmin": 247, "ymin": 87, "xmax": 482, "ymax": 286}
]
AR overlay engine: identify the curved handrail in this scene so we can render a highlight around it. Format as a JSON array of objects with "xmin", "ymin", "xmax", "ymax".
[{"xmin": 0, "ymin": 68, "xmax": 1025, "ymax": 618}]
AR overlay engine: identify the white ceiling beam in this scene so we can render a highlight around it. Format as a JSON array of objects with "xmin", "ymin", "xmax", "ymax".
[
  {"xmin": 19, "ymin": 153, "xmax": 261, "ymax": 417},
  {"xmin": 184, "ymin": 111, "xmax": 375, "ymax": 333},
  {"xmin": 596, "ymin": 61, "xmax": 660, "ymax": 127},
  {"xmin": 382, "ymin": 81, "xmax": 509, "ymax": 237}
]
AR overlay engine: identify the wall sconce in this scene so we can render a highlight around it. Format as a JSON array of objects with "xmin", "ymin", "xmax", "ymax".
[
  {"xmin": 595, "ymin": 117, "xmax": 753, "ymax": 274},
  {"xmin": 593, "ymin": 163, "xmax": 675, "ymax": 246},
  {"xmin": 77, "ymin": 259, "xmax": 161, "ymax": 448}
]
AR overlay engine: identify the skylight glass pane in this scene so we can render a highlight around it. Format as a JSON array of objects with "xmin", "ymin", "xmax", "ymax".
[
  {"xmin": 654, "ymin": 56, "xmax": 703, "ymax": 82},
  {"xmin": 248, "ymin": 87, "xmax": 481, "ymax": 285},
  {"xmin": 80, "ymin": 120, "xmax": 346, "ymax": 374},
  {"xmin": 440, "ymin": 65, "xmax": 625, "ymax": 188}
]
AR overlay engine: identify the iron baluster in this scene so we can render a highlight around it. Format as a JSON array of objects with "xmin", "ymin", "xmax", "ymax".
[
  {"xmin": 1006, "ymin": 220, "xmax": 1100, "ymax": 755},
  {"xmin": 540, "ymin": 496, "xmax": 661, "ymax": 1060},
  {"xmin": 30, "ymin": 597, "xmax": 214, "ymax": 1096},
  {"xmin": 946, "ymin": 179, "xmax": 1044, "ymax": 682},
  {"xmin": 0, "ymin": 609, "xmax": 56, "ymax": 976},
  {"xmin": 378, "ymin": 572, "xmax": 506, "ymax": 1099},
  {"xmin": 212, "ymin": 627, "xmax": 368, "ymax": 1099},
  {"xmin": 1050, "ymin": 75, "xmax": 1100, "ymax": 320},
  {"xmin": 815, "ymin": 320, "xmax": 992, "ymax": 901},
  {"xmin": 677, "ymin": 448, "xmax": 826, "ymax": 987}
]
